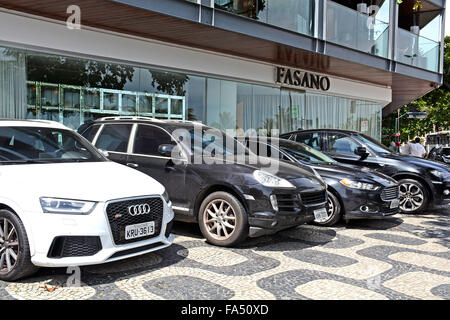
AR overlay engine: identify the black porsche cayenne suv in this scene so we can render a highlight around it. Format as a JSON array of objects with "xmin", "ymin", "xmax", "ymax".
[
  {"xmin": 79, "ymin": 117, "xmax": 328, "ymax": 247},
  {"xmin": 280, "ymin": 129, "xmax": 450, "ymax": 213},
  {"xmin": 241, "ymin": 137, "xmax": 400, "ymax": 226}
]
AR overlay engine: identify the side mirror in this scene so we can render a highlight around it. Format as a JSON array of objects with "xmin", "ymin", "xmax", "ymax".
[
  {"xmin": 98, "ymin": 149, "xmax": 109, "ymax": 158},
  {"xmin": 158, "ymin": 144, "xmax": 175, "ymax": 157},
  {"xmin": 354, "ymin": 147, "xmax": 369, "ymax": 160}
]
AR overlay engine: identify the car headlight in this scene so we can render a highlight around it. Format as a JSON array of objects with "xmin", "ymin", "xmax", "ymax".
[
  {"xmin": 162, "ymin": 190, "xmax": 170, "ymax": 203},
  {"xmin": 40, "ymin": 197, "xmax": 97, "ymax": 215},
  {"xmin": 430, "ymin": 170, "xmax": 450, "ymax": 180},
  {"xmin": 339, "ymin": 179, "xmax": 380, "ymax": 191},
  {"xmin": 253, "ymin": 170, "xmax": 296, "ymax": 189}
]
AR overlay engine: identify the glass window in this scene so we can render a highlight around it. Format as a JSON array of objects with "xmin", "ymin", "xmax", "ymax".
[
  {"xmin": 155, "ymin": 97, "xmax": 168, "ymax": 114},
  {"xmin": 186, "ymin": 75, "xmax": 205, "ymax": 122},
  {"xmin": 139, "ymin": 95, "xmax": 153, "ymax": 114},
  {"xmin": 327, "ymin": 132, "xmax": 361, "ymax": 155},
  {"xmin": 103, "ymin": 92, "xmax": 119, "ymax": 111},
  {"xmin": 0, "ymin": 126, "xmax": 104, "ymax": 163},
  {"xmin": 96, "ymin": 124, "xmax": 132, "ymax": 152},
  {"xmin": 353, "ymin": 133, "xmax": 392, "ymax": 154},
  {"xmin": 279, "ymin": 140, "xmax": 336, "ymax": 164},
  {"xmin": 79, "ymin": 124, "xmax": 100, "ymax": 142},
  {"xmin": 122, "ymin": 94, "xmax": 137, "ymax": 113},
  {"xmin": 133, "ymin": 125, "xmax": 174, "ymax": 156},
  {"xmin": 295, "ymin": 132, "xmax": 323, "ymax": 151}
]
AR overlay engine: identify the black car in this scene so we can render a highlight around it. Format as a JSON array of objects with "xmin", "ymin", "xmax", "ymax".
[
  {"xmin": 280, "ymin": 129, "xmax": 450, "ymax": 213},
  {"xmin": 428, "ymin": 146, "xmax": 450, "ymax": 165},
  {"xmin": 79, "ymin": 117, "xmax": 328, "ymax": 247},
  {"xmin": 241, "ymin": 137, "xmax": 400, "ymax": 226}
]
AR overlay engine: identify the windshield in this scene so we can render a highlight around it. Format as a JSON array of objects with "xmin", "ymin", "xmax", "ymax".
[
  {"xmin": 279, "ymin": 140, "xmax": 336, "ymax": 165},
  {"xmin": 187, "ymin": 127, "xmax": 253, "ymax": 157},
  {"xmin": 353, "ymin": 133, "xmax": 392, "ymax": 154},
  {"xmin": 0, "ymin": 126, "xmax": 105, "ymax": 164},
  {"xmin": 443, "ymin": 148, "xmax": 450, "ymax": 156}
]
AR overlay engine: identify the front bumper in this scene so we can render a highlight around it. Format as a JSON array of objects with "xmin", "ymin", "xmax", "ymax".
[
  {"xmin": 431, "ymin": 179, "xmax": 450, "ymax": 205},
  {"xmin": 241, "ymin": 185, "xmax": 326, "ymax": 237},
  {"xmin": 28, "ymin": 198, "xmax": 174, "ymax": 268},
  {"xmin": 337, "ymin": 186, "xmax": 400, "ymax": 220}
]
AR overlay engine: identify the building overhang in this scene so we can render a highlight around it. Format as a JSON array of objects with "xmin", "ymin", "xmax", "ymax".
[{"xmin": 0, "ymin": 0, "xmax": 443, "ymax": 116}]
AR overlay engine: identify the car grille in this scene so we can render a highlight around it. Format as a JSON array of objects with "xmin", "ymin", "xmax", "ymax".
[
  {"xmin": 381, "ymin": 186, "xmax": 399, "ymax": 201},
  {"xmin": 48, "ymin": 236, "xmax": 102, "ymax": 258},
  {"xmin": 300, "ymin": 191, "xmax": 327, "ymax": 206},
  {"xmin": 105, "ymin": 197, "xmax": 164, "ymax": 245}
]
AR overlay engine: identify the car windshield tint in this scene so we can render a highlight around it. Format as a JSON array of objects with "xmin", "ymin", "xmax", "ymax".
[
  {"xmin": 279, "ymin": 140, "xmax": 336, "ymax": 164},
  {"xmin": 0, "ymin": 126, "xmax": 105, "ymax": 164},
  {"xmin": 443, "ymin": 148, "xmax": 450, "ymax": 156},
  {"xmin": 353, "ymin": 134, "xmax": 392, "ymax": 154}
]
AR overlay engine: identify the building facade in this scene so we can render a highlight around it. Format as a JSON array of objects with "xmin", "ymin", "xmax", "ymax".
[{"xmin": 0, "ymin": 0, "xmax": 446, "ymax": 140}]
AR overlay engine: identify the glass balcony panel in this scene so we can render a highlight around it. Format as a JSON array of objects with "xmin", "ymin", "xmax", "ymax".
[
  {"xmin": 396, "ymin": 28, "xmax": 440, "ymax": 72},
  {"xmin": 326, "ymin": 1, "xmax": 389, "ymax": 58},
  {"xmin": 214, "ymin": 0, "xmax": 315, "ymax": 37}
]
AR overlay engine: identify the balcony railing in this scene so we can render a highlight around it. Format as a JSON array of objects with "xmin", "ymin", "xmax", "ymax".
[
  {"xmin": 326, "ymin": 1, "xmax": 389, "ymax": 59},
  {"xmin": 214, "ymin": 0, "xmax": 316, "ymax": 37},
  {"xmin": 396, "ymin": 28, "xmax": 440, "ymax": 72}
]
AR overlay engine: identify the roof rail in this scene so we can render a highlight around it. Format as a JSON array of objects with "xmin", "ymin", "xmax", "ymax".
[{"xmin": 97, "ymin": 116, "xmax": 165, "ymax": 122}]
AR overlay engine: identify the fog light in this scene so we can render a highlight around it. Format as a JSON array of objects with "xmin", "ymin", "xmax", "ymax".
[
  {"xmin": 270, "ymin": 195, "xmax": 278, "ymax": 212},
  {"xmin": 444, "ymin": 189, "xmax": 450, "ymax": 196},
  {"xmin": 360, "ymin": 205, "xmax": 369, "ymax": 213},
  {"xmin": 271, "ymin": 221, "xmax": 278, "ymax": 227}
]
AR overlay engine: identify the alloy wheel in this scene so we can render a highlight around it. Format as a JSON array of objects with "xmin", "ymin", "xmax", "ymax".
[
  {"xmin": 0, "ymin": 218, "xmax": 19, "ymax": 274},
  {"xmin": 203, "ymin": 199, "xmax": 236, "ymax": 240},
  {"xmin": 399, "ymin": 183, "xmax": 424, "ymax": 212}
]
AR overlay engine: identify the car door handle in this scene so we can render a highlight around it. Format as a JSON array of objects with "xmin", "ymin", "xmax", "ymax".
[{"xmin": 127, "ymin": 163, "xmax": 139, "ymax": 168}]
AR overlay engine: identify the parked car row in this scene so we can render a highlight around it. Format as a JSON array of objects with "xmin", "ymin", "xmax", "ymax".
[
  {"xmin": 0, "ymin": 118, "xmax": 448, "ymax": 281},
  {"xmin": 280, "ymin": 129, "xmax": 450, "ymax": 213}
]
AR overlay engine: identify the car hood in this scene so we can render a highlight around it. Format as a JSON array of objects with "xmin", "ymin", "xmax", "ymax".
[
  {"xmin": 209, "ymin": 155, "xmax": 326, "ymax": 191},
  {"xmin": 310, "ymin": 162, "xmax": 397, "ymax": 186},
  {"xmin": 383, "ymin": 153, "xmax": 450, "ymax": 171},
  {"xmin": 0, "ymin": 161, "xmax": 165, "ymax": 203}
]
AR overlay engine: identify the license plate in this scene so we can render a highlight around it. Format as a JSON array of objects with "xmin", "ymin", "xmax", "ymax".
[
  {"xmin": 125, "ymin": 221, "xmax": 155, "ymax": 240},
  {"xmin": 314, "ymin": 208, "xmax": 329, "ymax": 223},
  {"xmin": 390, "ymin": 199, "xmax": 400, "ymax": 209}
]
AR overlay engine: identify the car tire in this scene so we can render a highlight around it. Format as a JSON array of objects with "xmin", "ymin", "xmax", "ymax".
[
  {"xmin": 398, "ymin": 179, "xmax": 429, "ymax": 214},
  {"xmin": 0, "ymin": 209, "xmax": 39, "ymax": 281},
  {"xmin": 198, "ymin": 192, "xmax": 249, "ymax": 247},
  {"xmin": 313, "ymin": 190, "xmax": 342, "ymax": 227}
]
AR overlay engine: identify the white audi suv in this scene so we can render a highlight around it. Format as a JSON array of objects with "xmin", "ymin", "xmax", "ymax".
[{"xmin": 0, "ymin": 120, "xmax": 174, "ymax": 281}]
